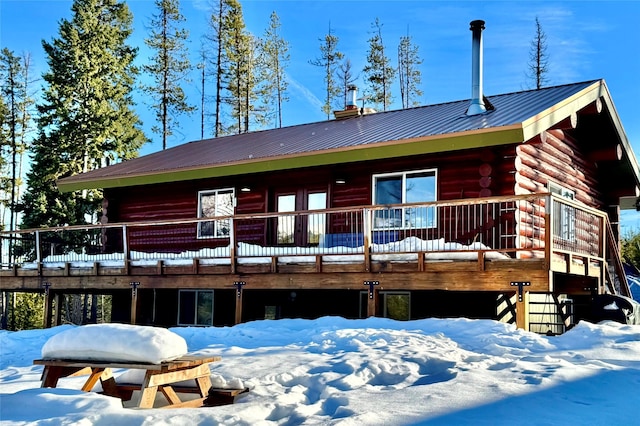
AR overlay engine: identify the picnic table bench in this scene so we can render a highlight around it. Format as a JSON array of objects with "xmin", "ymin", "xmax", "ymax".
[{"xmin": 34, "ymin": 355, "xmax": 222, "ymax": 409}]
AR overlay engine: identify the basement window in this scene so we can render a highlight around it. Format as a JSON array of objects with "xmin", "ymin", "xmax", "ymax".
[
  {"xmin": 197, "ymin": 188, "xmax": 235, "ymax": 238},
  {"xmin": 383, "ymin": 292, "xmax": 411, "ymax": 321},
  {"xmin": 372, "ymin": 169, "xmax": 437, "ymax": 229},
  {"xmin": 178, "ymin": 290, "xmax": 213, "ymax": 326}
]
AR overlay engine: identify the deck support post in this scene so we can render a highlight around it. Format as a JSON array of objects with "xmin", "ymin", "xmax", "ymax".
[
  {"xmin": 233, "ymin": 281, "xmax": 246, "ymax": 324},
  {"xmin": 130, "ymin": 282, "xmax": 140, "ymax": 325},
  {"xmin": 52, "ymin": 293, "xmax": 61, "ymax": 327},
  {"xmin": 511, "ymin": 281, "xmax": 530, "ymax": 330},
  {"xmin": 364, "ymin": 281, "xmax": 379, "ymax": 317},
  {"xmin": 42, "ymin": 282, "xmax": 52, "ymax": 328}
]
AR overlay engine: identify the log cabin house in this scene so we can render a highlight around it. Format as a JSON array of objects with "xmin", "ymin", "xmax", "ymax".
[{"xmin": 1, "ymin": 21, "xmax": 639, "ymax": 333}]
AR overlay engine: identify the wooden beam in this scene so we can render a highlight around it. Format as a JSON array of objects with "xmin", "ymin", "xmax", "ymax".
[
  {"xmin": 588, "ymin": 144, "xmax": 622, "ymax": 162},
  {"xmin": 367, "ymin": 289, "xmax": 377, "ymax": 317},
  {"xmin": 0, "ymin": 263, "xmax": 551, "ymax": 292},
  {"xmin": 234, "ymin": 281, "xmax": 245, "ymax": 325},
  {"xmin": 551, "ymin": 111, "xmax": 577, "ymax": 130},
  {"xmin": 43, "ymin": 285, "xmax": 53, "ymax": 328},
  {"xmin": 515, "ymin": 291, "xmax": 529, "ymax": 330},
  {"xmin": 130, "ymin": 282, "xmax": 139, "ymax": 325}
]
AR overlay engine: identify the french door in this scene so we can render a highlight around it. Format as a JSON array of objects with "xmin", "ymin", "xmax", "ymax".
[{"xmin": 275, "ymin": 188, "xmax": 327, "ymax": 246}]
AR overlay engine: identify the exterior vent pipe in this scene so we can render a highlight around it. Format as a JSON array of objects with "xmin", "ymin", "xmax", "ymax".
[
  {"xmin": 346, "ymin": 85, "xmax": 358, "ymax": 110},
  {"xmin": 467, "ymin": 20, "xmax": 486, "ymax": 116}
]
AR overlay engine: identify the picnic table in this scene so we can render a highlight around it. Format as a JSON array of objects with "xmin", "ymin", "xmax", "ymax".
[{"xmin": 34, "ymin": 355, "xmax": 221, "ymax": 409}]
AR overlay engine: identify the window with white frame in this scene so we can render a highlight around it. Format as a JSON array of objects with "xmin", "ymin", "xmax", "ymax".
[
  {"xmin": 372, "ymin": 169, "xmax": 437, "ymax": 229},
  {"xmin": 549, "ymin": 182, "xmax": 576, "ymax": 242},
  {"xmin": 178, "ymin": 290, "xmax": 213, "ymax": 326},
  {"xmin": 197, "ymin": 188, "xmax": 234, "ymax": 238}
]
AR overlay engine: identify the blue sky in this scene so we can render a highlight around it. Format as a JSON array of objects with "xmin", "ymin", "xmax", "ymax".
[{"xmin": 1, "ymin": 0, "xmax": 639, "ymax": 230}]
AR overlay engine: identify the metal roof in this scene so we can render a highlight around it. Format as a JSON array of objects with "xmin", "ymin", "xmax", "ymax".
[{"xmin": 57, "ymin": 79, "xmax": 638, "ymax": 191}]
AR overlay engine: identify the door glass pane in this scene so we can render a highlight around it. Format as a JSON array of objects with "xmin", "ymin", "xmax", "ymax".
[
  {"xmin": 196, "ymin": 291, "xmax": 214, "ymax": 325},
  {"xmin": 307, "ymin": 192, "xmax": 326, "ymax": 245},
  {"xmin": 178, "ymin": 291, "xmax": 196, "ymax": 324},
  {"xmin": 277, "ymin": 194, "xmax": 296, "ymax": 244}
]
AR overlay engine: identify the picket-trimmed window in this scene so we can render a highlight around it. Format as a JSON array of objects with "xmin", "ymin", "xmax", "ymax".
[
  {"xmin": 178, "ymin": 290, "xmax": 213, "ymax": 326},
  {"xmin": 197, "ymin": 188, "xmax": 234, "ymax": 238},
  {"xmin": 372, "ymin": 169, "xmax": 437, "ymax": 229}
]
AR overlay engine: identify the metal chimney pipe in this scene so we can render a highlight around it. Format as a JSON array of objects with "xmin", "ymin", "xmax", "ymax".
[
  {"xmin": 346, "ymin": 85, "xmax": 358, "ymax": 110},
  {"xmin": 467, "ymin": 20, "xmax": 486, "ymax": 116}
]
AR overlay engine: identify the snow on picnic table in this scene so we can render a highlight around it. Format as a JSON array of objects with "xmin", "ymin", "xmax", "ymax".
[{"xmin": 1, "ymin": 316, "xmax": 640, "ymax": 425}]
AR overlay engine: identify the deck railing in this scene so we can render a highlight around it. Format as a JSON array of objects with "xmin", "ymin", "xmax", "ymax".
[{"xmin": 0, "ymin": 193, "xmax": 610, "ymax": 271}]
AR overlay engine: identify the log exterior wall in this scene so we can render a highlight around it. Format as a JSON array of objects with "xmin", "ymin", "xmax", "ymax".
[
  {"xmin": 103, "ymin": 146, "xmax": 518, "ymax": 251},
  {"xmin": 514, "ymin": 129, "xmax": 606, "ymax": 260}
]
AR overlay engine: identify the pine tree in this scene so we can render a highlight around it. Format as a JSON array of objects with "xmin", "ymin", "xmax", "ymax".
[
  {"xmin": 398, "ymin": 32, "xmax": 423, "ymax": 108},
  {"xmin": 20, "ymin": 0, "xmax": 146, "ymax": 231},
  {"xmin": 527, "ymin": 17, "xmax": 550, "ymax": 90},
  {"xmin": 261, "ymin": 11, "xmax": 290, "ymax": 129},
  {"xmin": 0, "ymin": 94, "xmax": 9, "ymax": 231},
  {"xmin": 309, "ymin": 23, "xmax": 343, "ymax": 120},
  {"xmin": 204, "ymin": 0, "xmax": 233, "ymax": 138},
  {"xmin": 363, "ymin": 18, "xmax": 395, "ymax": 111},
  {"xmin": 337, "ymin": 58, "xmax": 358, "ymax": 109},
  {"xmin": 0, "ymin": 49, "xmax": 35, "ymax": 237},
  {"xmin": 143, "ymin": 0, "xmax": 194, "ymax": 150},
  {"xmin": 223, "ymin": 2, "xmax": 261, "ymax": 134}
]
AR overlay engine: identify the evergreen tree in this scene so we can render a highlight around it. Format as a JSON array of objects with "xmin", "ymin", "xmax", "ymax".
[
  {"xmin": 337, "ymin": 58, "xmax": 358, "ymax": 110},
  {"xmin": 397, "ymin": 32, "xmax": 423, "ymax": 108},
  {"xmin": 0, "ymin": 94, "xmax": 8, "ymax": 231},
  {"xmin": 622, "ymin": 230, "xmax": 640, "ymax": 272},
  {"xmin": 310, "ymin": 23, "xmax": 343, "ymax": 119},
  {"xmin": 0, "ymin": 49, "xmax": 35, "ymax": 237},
  {"xmin": 223, "ymin": 2, "xmax": 261, "ymax": 134},
  {"xmin": 527, "ymin": 17, "xmax": 550, "ymax": 90},
  {"xmin": 197, "ymin": 47, "xmax": 206, "ymax": 139},
  {"xmin": 143, "ymin": 0, "xmax": 194, "ymax": 150},
  {"xmin": 261, "ymin": 11, "xmax": 290, "ymax": 128},
  {"xmin": 204, "ymin": 0, "xmax": 234, "ymax": 138},
  {"xmin": 363, "ymin": 18, "xmax": 395, "ymax": 111},
  {"xmin": 10, "ymin": 293, "xmax": 44, "ymax": 330},
  {"xmin": 20, "ymin": 0, "xmax": 146, "ymax": 230}
]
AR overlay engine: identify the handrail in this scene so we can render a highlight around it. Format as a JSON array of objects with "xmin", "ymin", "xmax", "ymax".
[
  {"xmin": 604, "ymin": 217, "xmax": 631, "ymax": 297},
  {"xmin": 0, "ymin": 193, "xmax": 550, "ymax": 237}
]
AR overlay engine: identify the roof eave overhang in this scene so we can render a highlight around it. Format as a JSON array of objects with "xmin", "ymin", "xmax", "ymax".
[
  {"xmin": 521, "ymin": 80, "xmax": 640, "ymax": 188},
  {"xmin": 57, "ymin": 125, "xmax": 526, "ymax": 192}
]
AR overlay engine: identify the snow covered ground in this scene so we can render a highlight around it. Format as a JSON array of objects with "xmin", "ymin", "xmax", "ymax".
[{"xmin": 1, "ymin": 316, "xmax": 640, "ymax": 425}]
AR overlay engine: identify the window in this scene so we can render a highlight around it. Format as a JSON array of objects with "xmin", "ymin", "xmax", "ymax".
[
  {"xmin": 197, "ymin": 188, "xmax": 235, "ymax": 238},
  {"xmin": 373, "ymin": 169, "xmax": 437, "ymax": 229},
  {"xmin": 178, "ymin": 290, "xmax": 213, "ymax": 326},
  {"xmin": 383, "ymin": 292, "xmax": 411, "ymax": 321},
  {"xmin": 549, "ymin": 182, "xmax": 576, "ymax": 242}
]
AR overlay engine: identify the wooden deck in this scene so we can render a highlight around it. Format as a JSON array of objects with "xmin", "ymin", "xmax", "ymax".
[{"xmin": 0, "ymin": 194, "xmax": 629, "ymax": 332}]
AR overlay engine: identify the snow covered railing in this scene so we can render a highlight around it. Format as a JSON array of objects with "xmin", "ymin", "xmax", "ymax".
[{"xmin": 0, "ymin": 193, "xmax": 608, "ymax": 271}]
